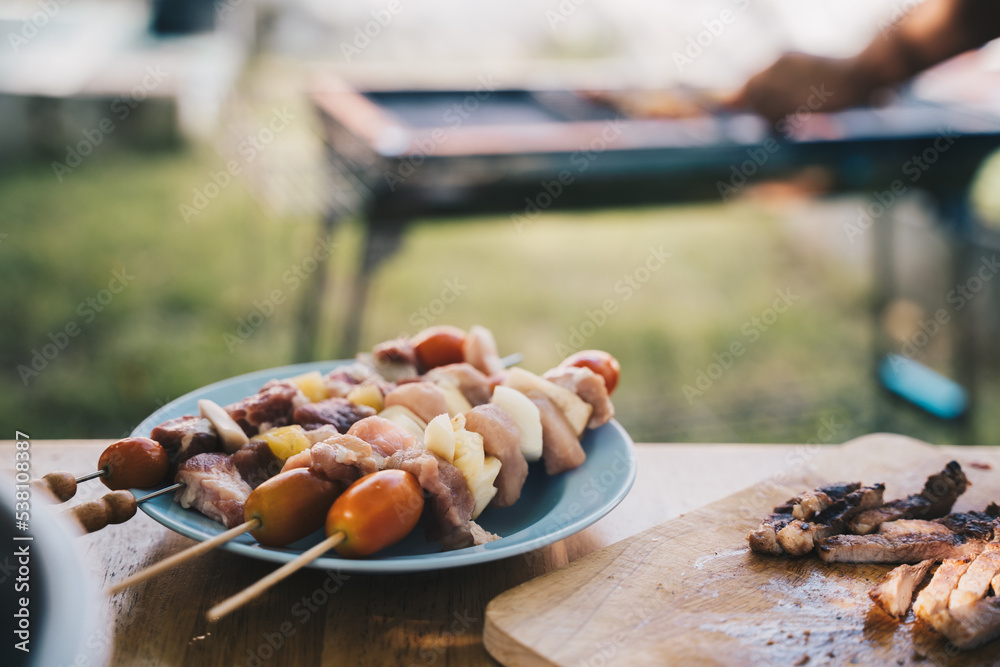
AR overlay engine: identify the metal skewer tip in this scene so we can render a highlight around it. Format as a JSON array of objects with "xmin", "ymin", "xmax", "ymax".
[
  {"xmin": 500, "ymin": 352, "xmax": 523, "ymax": 368},
  {"xmin": 75, "ymin": 469, "xmax": 107, "ymax": 483},
  {"xmin": 134, "ymin": 482, "xmax": 184, "ymax": 503}
]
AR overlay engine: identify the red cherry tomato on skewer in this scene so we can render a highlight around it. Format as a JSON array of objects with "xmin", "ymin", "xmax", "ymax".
[
  {"xmin": 411, "ymin": 326, "xmax": 466, "ymax": 371},
  {"xmin": 98, "ymin": 437, "xmax": 170, "ymax": 490},
  {"xmin": 325, "ymin": 469, "xmax": 424, "ymax": 558},
  {"xmin": 559, "ymin": 350, "xmax": 621, "ymax": 395},
  {"xmin": 244, "ymin": 468, "xmax": 343, "ymax": 547}
]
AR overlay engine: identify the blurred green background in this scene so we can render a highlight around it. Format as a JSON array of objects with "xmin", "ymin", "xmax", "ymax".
[
  {"xmin": 8, "ymin": 0, "xmax": 1000, "ymax": 446},
  {"xmin": 4, "ymin": 67, "xmax": 1000, "ymax": 446}
]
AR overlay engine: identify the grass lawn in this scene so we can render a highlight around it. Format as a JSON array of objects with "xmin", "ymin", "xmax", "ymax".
[{"xmin": 2, "ymin": 134, "xmax": 996, "ymax": 445}]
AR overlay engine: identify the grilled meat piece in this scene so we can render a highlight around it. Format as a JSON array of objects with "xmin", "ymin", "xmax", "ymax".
[
  {"xmin": 776, "ymin": 522, "xmax": 832, "ymax": 558},
  {"xmin": 819, "ymin": 534, "xmax": 987, "ymax": 564},
  {"xmin": 938, "ymin": 504, "xmax": 1000, "ymax": 540},
  {"xmin": 790, "ymin": 490, "xmax": 830, "ymax": 520},
  {"xmin": 869, "ymin": 559, "xmax": 934, "ymax": 619},
  {"xmin": 174, "ymin": 453, "xmax": 252, "ymax": 528},
  {"xmin": 748, "ymin": 483, "xmax": 862, "ymax": 555},
  {"xmin": 789, "ymin": 488, "xmax": 838, "ymax": 521},
  {"xmin": 915, "ymin": 557, "xmax": 974, "ymax": 617},
  {"xmin": 150, "ymin": 415, "xmax": 220, "ymax": 471},
  {"xmin": 790, "ymin": 482, "xmax": 862, "ymax": 519},
  {"xmin": 748, "ymin": 513, "xmax": 795, "ymax": 555},
  {"xmin": 752, "ymin": 465, "xmax": 979, "ymax": 558},
  {"xmin": 851, "ymin": 461, "xmax": 969, "ymax": 535},
  {"xmin": 877, "ymin": 519, "xmax": 953, "ymax": 538},
  {"xmin": 818, "ymin": 507, "xmax": 1000, "ymax": 564},
  {"xmin": 293, "ymin": 397, "xmax": 375, "ymax": 432},
  {"xmin": 776, "ymin": 484, "xmax": 885, "ymax": 557},
  {"xmin": 225, "ymin": 381, "xmax": 303, "ymax": 436},
  {"xmin": 915, "ymin": 546, "xmax": 1000, "ymax": 650},
  {"xmin": 923, "ymin": 598, "xmax": 1000, "ymax": 651},
  {"xmin": 950, "ymin": 543, "xmax": 1000, "ymax": 609}
]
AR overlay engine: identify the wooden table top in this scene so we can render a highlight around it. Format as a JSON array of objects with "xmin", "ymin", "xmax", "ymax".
[{"xmin": 0, "ymin": 438, "xmax": 980, "ymax": 666}]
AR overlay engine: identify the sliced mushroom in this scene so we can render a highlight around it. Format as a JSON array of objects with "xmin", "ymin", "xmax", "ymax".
[{"xmin": 198, "ymin": 399, "xmax": 250, "ymax": 454}]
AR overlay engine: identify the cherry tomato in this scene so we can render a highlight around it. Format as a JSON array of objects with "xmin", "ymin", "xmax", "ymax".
[
  {"xmin": 410, "ymin": 326, "xmax": 466, "ymax": 371},
  {"xmin": 325, "ymin": 469, "xmax": 424, "ymax": 558},
  {"xmin": 559, "ymin": 350, "xmax": 621, "ymax": 395},
  {"xmin": 245, "ymin": 468, "xmax": 342, "ymax": 547},
  {"xmin": 98, "ymin": 437, "xmax": 170, "ymax": 490}
]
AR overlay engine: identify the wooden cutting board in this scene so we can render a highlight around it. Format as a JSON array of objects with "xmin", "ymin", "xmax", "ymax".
[{"xmin": 484, "ymin": 434, "xmax": 1000, "ymax": 666}]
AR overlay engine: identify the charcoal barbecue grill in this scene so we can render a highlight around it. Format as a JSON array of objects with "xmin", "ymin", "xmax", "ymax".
[{"xmin": 306, "ymin": 72, "xmax": 1000, "ymax": 435}]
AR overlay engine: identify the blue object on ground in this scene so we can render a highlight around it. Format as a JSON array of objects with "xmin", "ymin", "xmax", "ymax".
[{"xmin": 878, "ymin": 354, "xmax": 969, "ymax": 420}]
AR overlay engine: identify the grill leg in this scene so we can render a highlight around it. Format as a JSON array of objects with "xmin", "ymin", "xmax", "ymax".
[
  {"xmin": 872, "ymin": 194, "xmax": 895, "ymax": 432},
  {"xmin": 292, "ymin": 212, "xmax": 341, "ymax": 363},
  {"xmin": 338, "ymin": 218, "xmax": 407, "ymax": 358}
]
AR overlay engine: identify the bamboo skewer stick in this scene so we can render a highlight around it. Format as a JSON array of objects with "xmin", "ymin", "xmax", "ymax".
[
  {"xmin": 207, "ymin": 532, "xmax": 346, "ymax": 621},
  {"xmin": 107, "ymin": 518, "xmax": 259, "ymax": 595}
]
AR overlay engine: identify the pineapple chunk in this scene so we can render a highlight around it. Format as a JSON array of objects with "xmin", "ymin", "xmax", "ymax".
[
  {"xmin": 470, "ymin": 456, "xmax": 501, "ymax": 518},
  {"xmin": 290, "ymin": 371, "xmax": 327, "ymax": 402},
  {"xmin": 348, "ymin": 382, "xmax": 384, "ymax": 412},
  {"xmin": 379, "ymin": 404, "xmax": 426, "ymax": 443},
  {"xmin": 452, "ymin": 429, "xmax": 486, "ymax": 480},
  {"xmin": 490, "ymin": 385, "xmax": 544, "ymax": 461},
  {"xmin": 423, "ymin": 413, "xmax": 455, "ymax": 461},
  {"xmin": 258, "ymin": 425, "xmax": 312, "ymax": 460},
  {"xmin": 502, "ymin": 367, "xmax": 592, "ymax": 436}
]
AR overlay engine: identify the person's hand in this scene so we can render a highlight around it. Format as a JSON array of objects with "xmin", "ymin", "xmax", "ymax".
[{"xmin": 725, "ymin": 52, "xmax": 874, "ymax": 125}]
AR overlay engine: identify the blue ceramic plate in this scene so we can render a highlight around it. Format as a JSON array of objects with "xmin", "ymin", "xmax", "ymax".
[{"xmin": 131, "ymin": 361, "xmax": 636, "ymax": 573}]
